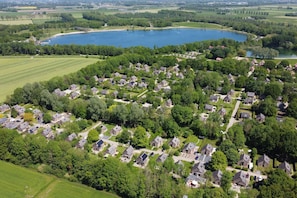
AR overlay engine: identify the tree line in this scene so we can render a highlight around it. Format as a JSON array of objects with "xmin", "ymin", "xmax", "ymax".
[{"xmin": 1, "ymin": 9, "xmax": 297, "ymax": 50}]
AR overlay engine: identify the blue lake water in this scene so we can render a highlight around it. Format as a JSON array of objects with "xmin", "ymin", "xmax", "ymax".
[{"xmin": 43, "ymin": 28, "xmax": 247, "ymax": 48}]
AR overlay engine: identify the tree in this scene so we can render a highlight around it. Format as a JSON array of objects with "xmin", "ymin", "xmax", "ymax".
[
  {"xmin": 235, "ymin": 76, "xmax": 247, "ymax": 88},
  {"xmin": 191, "ymin": 119, "xmax": 207, "ymax": 137},
  {"xmin": 171, "ymin": 105, "xmax": 193, "ymax": 126},
  {"xmin": 116, "ymin": 130, "xmax": 130, "ymax": 144},
  {"xmin": 219, "ymin": 140, "xmax": 239, "ymax": 166},
  {"xmin": 127, "ymin": 103, "xmax": 144, "ymax": 127},
  {"xmin": 43, "ymin": 112, "xmax": 52, "ymax": 124},
  {"xmin": 278, "ymin": 59, "xmax": 290, "ymax": 68},
  {"xmin": 69, "ymin": 99, "xmax": 88, "ymax": 119},
  {"xmin": 228, "ymin": 125, "xmax": 246, "ymax": 148},
  {"xmin": 203, "ymin": 187, "xmax": 227, "ymax": 198},
  {"xmin": 111, "ymin": 104, "xmax": 129, "ymax": 125},
  {"xmin": 208, "ymin": 151, "xmax": 227, "ymax": 171},
  {"xmin": 263, "ymin": 60, "xmax": 276, "ymax": 70},
  {"xmin": 87, "ymin": 129, "xmax": 99, "ymax": 143},
  {"xmin": 264, "ymin": 82, "xmax": 282, "ymax": 100},
  {"xmin": 131, "ymin": 126, "xmax": 148, "ymax": 148},
  {"xmin": 23, "ymin": 112, "xmax": 34, "ymax": 122},
  {"xmin": 258, "ymin": 169, "xmax": 296, "ymax": 198},
  {"xmin": 9, "ymin": 136, "xmax": 30, "ymax": 165},
  {"xmin": 205, "ymin": 121, "xmax": 220, "ymax": 139},
  {"xmin": 255, "ymin": 96, "xmax": 277, "ymax": 116},
  {"xmin": 286, "ymin": 98, "xmax": 297, "ymax": 119},
  {"xmin": 162, "ymin": 118, "xmax": 180, "ymax": 138},
  {"xmin": 87, "ymin": 97, "xmax": 107, "ymax": 121},
  {"xmin": 221, "ymin": 171, "xmax": 233, "ymax": 193},
  {"xmin": 225, "ymin": 148, "xmax": 240, "ymax": 166},
  {"xmin": 8, "ymin": 88, "xmax": 25, "ymax": 105},
  {"xmin": 11, "ymin": 108, "xmax": 18, "ymax": 118}
]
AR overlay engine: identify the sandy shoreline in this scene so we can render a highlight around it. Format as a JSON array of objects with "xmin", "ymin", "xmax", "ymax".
[{"xmin": 51, "ymin": 28, "xmax": 127, "ymax": 38}]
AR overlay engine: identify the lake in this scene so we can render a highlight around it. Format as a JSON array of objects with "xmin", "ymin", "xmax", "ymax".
[{"xmin": 43, "ymin": 28, "xmax": 247, "ymax": 48}]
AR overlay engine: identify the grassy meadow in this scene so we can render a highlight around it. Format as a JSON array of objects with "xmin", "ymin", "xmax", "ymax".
[
  {"xmin": 0, "ymin": 56, "xmax": 98, "ymax": 102},
  {"xmin": 0, "ymin": 160, "xmax": 119, "ymax": 198}
]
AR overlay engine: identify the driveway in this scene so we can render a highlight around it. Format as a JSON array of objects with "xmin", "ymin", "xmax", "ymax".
[
  {"xmin": 226, "ymin": 99, "xmax": 241, "ymax": 132},
  {"xmin": 78, "ymin": 121, "xmax": 102, "ymax": 139},
  {"xmin": 226, "ymin": 166, "xmax": 267, "ymax": 179}
]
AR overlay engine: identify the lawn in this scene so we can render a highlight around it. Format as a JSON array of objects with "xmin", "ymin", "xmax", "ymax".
[
  {"xmin": 0, "ymin": 20, "xmax": 33, "ymax": 25},
  {"xmin": 0, "ymin": 56, "xmax": 98, "ymax": 102},
  {"xmin": 0, "ymin": 160, "xmax": 119, "ymax": 198},
  {"xmin": 0, "ymin": 160, "xmax": 52, "ymax": 198},
  {"xmin": 36, "ymin": 180, "xmax": 118, "ymax": 198}
]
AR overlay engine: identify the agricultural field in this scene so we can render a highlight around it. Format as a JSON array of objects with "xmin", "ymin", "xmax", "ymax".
[
  {"xmin": 0, "ymin": 20, "xmax": 33, "ymax": 25},
  {"xmin": 0, "ymin": 160, "xmax": 118, "ymax": 198},
  {"xmin": 229, "ymin": 5, "xmax": 297, "ymax": 25},
  {"xmin": 0, "ymin": 56, "xmax": 99, "ymax": 102}
]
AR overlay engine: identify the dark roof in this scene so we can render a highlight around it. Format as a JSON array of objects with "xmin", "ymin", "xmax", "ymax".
[
  {"xmin": 240, "ymin": 112, "xmax": 251, "ymax": 119},
  {"xmin": 239, "ymin": 154, "xmax": 251, "ymax": 162},
  {"xmin": 279, "ymin": 161, "xmax": 291, "ymax": 173},
  {"xmin": 96, "ymin": 139, "xmax": 104, "ymax": 147},
  {"xmin": 258, "ymin": 154, "xmax": 270, "ymax": 164},
  {"xmin": 247, "ymin": 92, "xmax": 255, "ymax": 97},
  {"xmin": 192, "ymin": 162, "xmax": 206, "ymax": 175},
  {"xmin": 210, "ymin": 95, "xmax": 219, "ymax": 101},
  {"xmin": 157, "ymin": 153, "xmax": 168, "ymax": 163},
  {"xmin": 201, "ymin": 144, "xmax": 214, "ymax": 154},
  {"xmin": 233, "ymin": 171, "xmax": 249, "ymax": 186},
  {"xmin": 0, "ymin": 117, "xmax": 8, "ymax": 125},
  {"xmin": 141, "ymin": 153, "xmax": 148, "ymax": 161},
  {"xmin": 244, "ymin": 98, "xmax": 253, "ymax": 104},
  {"xmin": 205, "ymin": 104, "xmax": 214, "ymax": 110},
  {"xmin": 212, "ymin": 170, "xmax": 223, "ymax": 181},
  {"xmin": 77, "ymin": 139, "xmax": 87, "ymax": 148},
  {"xmin": 183, "ymin": 142, "xmax": 196, "ymax": 151}
]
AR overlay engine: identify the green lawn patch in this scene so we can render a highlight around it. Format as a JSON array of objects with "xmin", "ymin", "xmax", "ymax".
[
  {"xmin": 184, "ymin": 135, "xmax": 199, "ymax": 145},
  {"xmin": 0, "ymin": 160, "xmax": 52, "ymax": 198},
  {"xmin": 0, "ymin": 56, "xmax": 98, "ymax": 102},
  {"xmin": 0, "ymin": 160, "xmax": 119, "ymax": 198},
  {"xmin": 37, "ymin": 180, "xmax": 118, "ymax": 198},
  {"xmin": 199, "ymin": 138, "xmax": 218, "ymax": 150}
]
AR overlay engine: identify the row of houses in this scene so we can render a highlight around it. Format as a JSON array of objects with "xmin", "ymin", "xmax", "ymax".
[
  {"xmin": 53, "ymin": 84, "xmax": 81, "ymax": 99},
  {"xmin": 186, "ymin": 143, "xmax": 215, "ymax": 188}
]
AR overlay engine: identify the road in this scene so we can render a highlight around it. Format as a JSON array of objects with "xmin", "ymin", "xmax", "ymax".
[
  {"xmin": 102, "ymin": 138, "xmax": 196, "ymax": 162},
  {"xmin": 78, "ymin": 121, "xmax": 102, "ymax": 139},
  {"xmin": 225, "ymin": 100, "xmax": 241, "ymax": 132},
  {"xmin": 137, "ymin": 90, "xmax": 148, "ymax": 98}
]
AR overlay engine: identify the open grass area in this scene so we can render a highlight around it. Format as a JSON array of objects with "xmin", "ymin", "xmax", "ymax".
[
  {"xmin": 0, "ymin": 56, "xmax": 98, "ymax": 102},
  {"xmin": 0, "ymin": 20, "xmax": 33, "ymax": 25},
  {"xmin": 0, "ymin": 160, "xmax": 53, "ymax": 198},
  {"xmin": 0, "ymin": 160, "xmax": 119, "ymax": 198},
  {"xmin": 36, "ymin": 179, "xmax": 118, "ymax": 198},
  {"xmin": 173, "ymin": 22, "xmax": 223, "ymax": 29}
]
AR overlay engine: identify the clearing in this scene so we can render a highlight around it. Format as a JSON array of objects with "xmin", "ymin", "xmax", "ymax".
[
  {"xmin": 0, "ymin": 160, "xmax": 118, "ymax": 198},
  {"xmin": 0, "ymin": 56, "xmax": 98, "ymax": 102}
]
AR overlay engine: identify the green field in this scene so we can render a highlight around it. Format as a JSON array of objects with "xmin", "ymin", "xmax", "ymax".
[
  {"xmin": 173, "ymin": 22, "xmax": 224, "ymax": 29},
  {"xmin": 0, "ymin": 56, "xmax": 98, "ymax": 102},
  {"xmin": 0, "ymin": 20, "xmax": 33, "ymax": 25},
  {"xmin": 0, "ymin": 160, "xmax": 119, "ymax": 198}
]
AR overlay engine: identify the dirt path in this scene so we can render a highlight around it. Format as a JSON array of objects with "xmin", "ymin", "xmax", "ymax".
[{"xmin": 33, "ymin": 178, "xmax": 58, "ymax": 198}]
